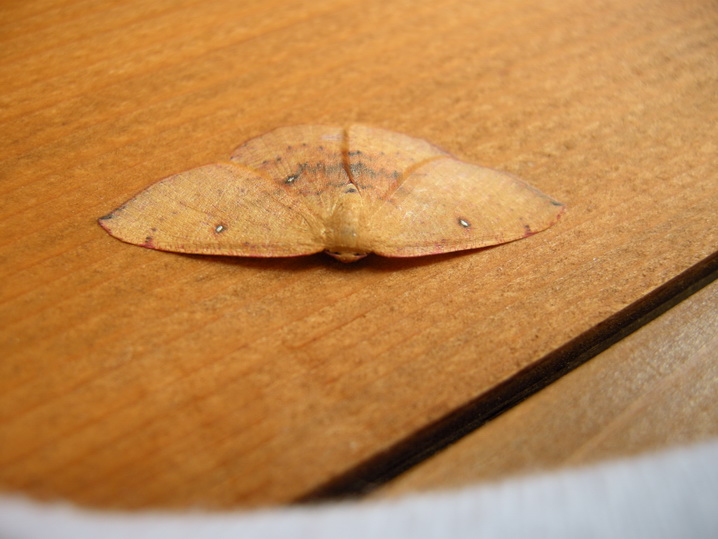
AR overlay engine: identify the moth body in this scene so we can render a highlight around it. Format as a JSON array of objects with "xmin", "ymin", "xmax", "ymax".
[{"xmin": 323, "ymin": 185, "xmax": 370, "ymax": 262}]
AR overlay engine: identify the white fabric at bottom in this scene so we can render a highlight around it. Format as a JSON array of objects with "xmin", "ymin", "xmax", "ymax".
[{"xmin": 1, "ymin": 439, "xmax": 716, "ymax": 539}]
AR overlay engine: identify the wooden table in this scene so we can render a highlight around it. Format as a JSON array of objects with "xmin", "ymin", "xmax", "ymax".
[{"xmin": 1, "ymin": 0, "xmax": 716, "ymax": 509}]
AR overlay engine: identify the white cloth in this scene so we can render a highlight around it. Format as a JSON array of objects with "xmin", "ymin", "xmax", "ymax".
[{"xmin": 1, "ymin": 439, "xmax": 717, "ymax": 539}]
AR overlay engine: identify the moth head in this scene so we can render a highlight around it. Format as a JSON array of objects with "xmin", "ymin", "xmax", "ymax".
[{"xmin": 325, "ymin": 250, "xmax": 368, "ymax": 263}]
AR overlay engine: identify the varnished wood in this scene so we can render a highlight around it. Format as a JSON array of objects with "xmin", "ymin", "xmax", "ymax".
[
  {"xmin": 377, "ymin": 278, "xmax": 718, "ymax": 496},
  {"xmin": 1, "ymin": 0, "xmax": 717, "ymax": 508}
]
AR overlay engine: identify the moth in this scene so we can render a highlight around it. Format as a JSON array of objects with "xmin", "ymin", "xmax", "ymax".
[{"xmin": 99, "ymin": 125, "xmax": 564, "ymax": 262}]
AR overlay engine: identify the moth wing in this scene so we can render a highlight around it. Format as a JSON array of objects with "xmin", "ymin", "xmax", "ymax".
[
  {"xmin": 99, "ymin": 162, "xmax": 324, "ymax": 257},
  {"xmin": 366, "ymin": 158, "xmax": 564, "ymax": 257},
  {"xmin": 230, "ymin": 125, "xmax": 352, "ymax": 223},
  {"xmin": 346, "ymin": 125, "xmax": 449, "ymax": 204}
]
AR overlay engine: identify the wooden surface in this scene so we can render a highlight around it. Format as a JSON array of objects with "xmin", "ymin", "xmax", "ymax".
[
  {"xmin": 377, "ymin": 278, "xmax": 718, "ymax": 496},
  {"xmin": 1, "ymin": 0, "xmax": 717, "ymax": 509}
]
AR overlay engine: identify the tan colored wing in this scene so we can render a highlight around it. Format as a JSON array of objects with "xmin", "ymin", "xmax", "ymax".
[
  {"xmin": 365, "ymin": 158, "xmax": 565, "ymax": 257},
  {"xmin": 346, "ymin": 125, "xmax": 449, "ymax": 205},
  {"xmin": 230, "ymin": 125, "xmax": 353, "ymax": 223},
  {"xmin": 99, "ymin": 162, "xmax": 324, "ymax": 257}
]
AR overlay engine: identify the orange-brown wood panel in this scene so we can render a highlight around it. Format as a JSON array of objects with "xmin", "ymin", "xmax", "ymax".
[
  {"xmin": 1, "ymin": 0, "xmax": 717, "ymax": 508},
  {"xmin": 377, "ymin": 278, "xmax": 718, "ymax": 496}
]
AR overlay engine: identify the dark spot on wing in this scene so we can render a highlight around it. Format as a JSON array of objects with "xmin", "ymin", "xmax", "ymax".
[
  {"xmin": 349, "ymin": 162, "xmax": 376, "ymax": 177},
  {"xmin": 324, "ymin": 162, "xmax": 345, "ymax": 175}
]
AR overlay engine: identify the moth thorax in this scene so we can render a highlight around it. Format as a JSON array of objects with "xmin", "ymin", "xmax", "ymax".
[{"xmin": 324, "ymin": 187, "xmax": 369, "ymax": 262}]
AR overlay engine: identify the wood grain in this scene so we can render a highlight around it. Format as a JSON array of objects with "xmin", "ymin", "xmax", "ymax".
[
  {"xmin": 1, "ymin": 0, "xmax": 717, "ymax": 509},
  {"xmin": 376, "ymin": 278, "xmax": 718, "ymax": 496}
]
